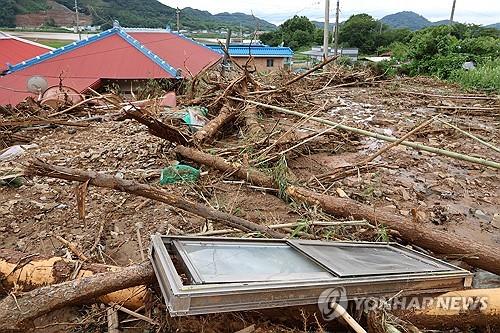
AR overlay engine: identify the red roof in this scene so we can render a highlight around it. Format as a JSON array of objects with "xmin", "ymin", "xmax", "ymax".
[
  {"xmin": 0, "ymin": 33, "xmax": 52, "ymax": 72},
  {"xmin": 129, "ymin": 31, "xmax": 222, "ymax": 78},
  {"xmin": 0, "ymin": 28, "xmax": 221, "ymax": 106}
]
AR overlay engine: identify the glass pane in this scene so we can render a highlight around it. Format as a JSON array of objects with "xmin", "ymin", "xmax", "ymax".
[
  {"xmin": 292, "ymin": 243, "xmax": 452, "ymax": 277},
  {"xmin": 178, "ymin": 241, "xmax": 334, "ymax": 283}
]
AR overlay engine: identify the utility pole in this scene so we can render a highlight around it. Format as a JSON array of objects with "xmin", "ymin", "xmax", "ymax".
[
  {"xmin": 333, "ymin": 0, "xmax": 339, "ymax": 57},
  {"xmin": 449, "ymin": 0, "xmax": 456, "ymax": 25},
  {"xmin": 222, "ymin": 29, "xmax": 232, "ymax": 77},
  {"xmin": 323, "ymin": 0, "xmax": 330, "ymax": 59},
  {"xmin": 176, "ymin": 7, "xmax": 181, "ymax": 33},
  {"xmin": 74, "ymin": 0, "xmax": 81, "ymax": 40}
]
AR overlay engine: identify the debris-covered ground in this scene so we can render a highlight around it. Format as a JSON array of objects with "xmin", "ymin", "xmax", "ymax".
[{"xmin": 1, "ymin": 63, "xmax": 499, "ymax": 332}]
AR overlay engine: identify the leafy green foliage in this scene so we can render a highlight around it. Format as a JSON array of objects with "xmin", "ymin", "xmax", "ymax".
[
  {"xmin": 260, "ymin": 15, "xmax": 320, "ymax": 50},
  {"xmin": 375, "ymin": 23, "xmax": 500, "ymax": 91},
  {"xmin": 450, "ymin": 59, "xmax": 500, "ymax": 92},
  {"xmin": 339, "ymin": 14, "xmax": 379, "ymax": 54},
  {"xmin": 403, "ymin": 24, "xmax": 500, "ymax": 80},
  {"xmin": 0, "ymin": 0, "xmax": 17, "ymax": 27},
  {"xmin": 339, "ymin": 14, "xmax": 412, "ymax": 54}
]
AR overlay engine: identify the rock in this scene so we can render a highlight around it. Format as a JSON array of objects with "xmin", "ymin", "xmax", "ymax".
[
  {"xmin": 400, "ymin": 210, "xmax": 410, "ymax": 217},
  {"xmin": 335, "ymin": 188, "xmax": 349, "ymax": 198},
  {"xmin": 401, "ymin": 188, "xmax": 411, "ymax": 201},
  {"xmin": 16, "ymin": 239, "xmax": 26, "ymax": 251},
  {"xmin": 492, "ymin": 214, "xmax": 500, "ymax": 229},
  {"xmin": 67, "ymin": 128, "xmax": 77, "ymax": 134},
  {"xmin": 474, "ymin": 209, "xmax": 490, "ymax": 222}
]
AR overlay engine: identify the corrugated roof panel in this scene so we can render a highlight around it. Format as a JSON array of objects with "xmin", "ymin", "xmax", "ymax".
[
  {"xmin": 0, "ymin": 38, "xmax": 52, "ymax": 72},
  {"xmin": 0, "ymin": 32, "xmax": 175, "ymax": 105},
  {"xmin": 0, "ymin": 28, "xmax": 223, "ymax": 105},
  {"xmin": 209, "ymin": 46, "xmax": 294, "ymax": 57},
  {"xmin": 128, "ymin": 32, "xmax": 222, "ymax": 78}
]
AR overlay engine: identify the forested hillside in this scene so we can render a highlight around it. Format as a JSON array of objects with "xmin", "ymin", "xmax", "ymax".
[{"xmin": 0, "ymin": 0, "xmax": 276, "ymax": 30}]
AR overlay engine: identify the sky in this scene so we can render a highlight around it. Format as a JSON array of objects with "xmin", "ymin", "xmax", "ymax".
[{"xmin": 160, "ymin": 0, "xmax": 500, "ymax": 26}]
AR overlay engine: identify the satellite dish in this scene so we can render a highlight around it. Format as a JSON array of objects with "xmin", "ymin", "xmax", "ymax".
[{"xmin": 27, "ymin": 76, "xmax": 48, "ymax": 94}]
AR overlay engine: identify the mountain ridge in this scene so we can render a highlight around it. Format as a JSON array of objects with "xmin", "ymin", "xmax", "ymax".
[
  {"xmin": 313, "ymin": 11, "xmax": 499, "ymax": 31},
  {"xmin": 0, "ymin": 0, "xmax": 276, "ymax": 31}
]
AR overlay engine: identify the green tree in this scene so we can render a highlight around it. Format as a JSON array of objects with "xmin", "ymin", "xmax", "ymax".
[
  {"xmin": 0, "ymin": 0, "xmax": 17, "ymax": 27},
  {"xmin": 260, "ymin": 15, "xmax": 317, "ymax": 50},
  {"xmin": 339, "ymin": 14, "xmax": 379, "ymax": 54}
]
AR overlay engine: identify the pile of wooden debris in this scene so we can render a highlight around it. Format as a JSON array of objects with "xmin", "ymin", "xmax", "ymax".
[{"xmin": 1, "ymin": 57, "xmax": 499, "ymax": 332}]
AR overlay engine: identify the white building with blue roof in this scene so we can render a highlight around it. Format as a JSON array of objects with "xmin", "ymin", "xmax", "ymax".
[{"xmin": 208, "ymin": 44, "xmax": 294, "ymax": 72}]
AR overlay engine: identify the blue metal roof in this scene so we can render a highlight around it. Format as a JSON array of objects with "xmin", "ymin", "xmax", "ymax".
[
  {"xmin": 6, "ymin": 27, "xmax": 179, "ymax": 78},
  {"xmin": 209, "ymin": 45, "xmax": 293, "ymax": 58}
]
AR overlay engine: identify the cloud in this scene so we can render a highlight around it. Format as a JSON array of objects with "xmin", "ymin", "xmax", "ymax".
[{"xmin": 160, "ymin": 0, "xmax": 500, "ymax": 25}]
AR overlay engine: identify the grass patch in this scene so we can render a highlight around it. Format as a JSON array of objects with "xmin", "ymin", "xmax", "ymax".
[
  {"xmin": 450, "ymin": 59, "xmax": 500, "ymax": 93},
  {"xmin": 271, "ymin": 155, "xmax": 290, "ymax": 200},
  {"xmin": 34, "ymin": 39, "xmax": 71, "ymax": 48}
]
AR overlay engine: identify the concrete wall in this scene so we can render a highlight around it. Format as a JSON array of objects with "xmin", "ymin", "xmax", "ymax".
[{"xmin": 232, "ymin": 57, "xmax": 287, "ymax": 72}]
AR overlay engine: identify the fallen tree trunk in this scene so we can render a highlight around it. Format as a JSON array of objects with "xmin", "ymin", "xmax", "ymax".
[
  {"xmin": 175, "ymin": 145, "xmax": 273, "ymax": 187},
  {"xmin": 0, "ymin": 249, "xmax": 149, "ymax": 309},
  {"xmin": 394, "ymin": 288, "xmax": 500, "ymax": 329},
  {"xmin": 174, "ymin": 145, "xmax": 500, "ymax": 275},
  {"xmin": 124, "ymin": 107, "xmax": 189, "ymax": 145},
  {"xmin": 0, "ymin": 119, "xmax": 90, "ymax": 128},
  {"xmin": 286, "ymin": 186, "xmax": 500, "ymax": 275},
  {"xmin": 193, "ymin": 104, "xmax": 238, "ymax": 143},
  {"xmin": 26, "ymin": 159, "xmax": 284, "ymax": 238},
  {"xmin": 0, "ymin": 260, "xmax": 153, "ymax": 332},
  {"xmin": 243, "ymin": 105, "xmax": 262, "ymax": 140}
]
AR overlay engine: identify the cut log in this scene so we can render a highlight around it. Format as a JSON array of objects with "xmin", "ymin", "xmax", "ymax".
[
  {"xmin": 0, "ymin": 261, "xmax": 153, "ymax": 332},
  {"xmin": 174, "ymin": 145, "xmax": 500, "ymax": 275},
  {"xmin": 25, "ymin": 159, "xmax": 284, "ymax": 238},
  {"xmin": 394, "ymin": 288, "xmax": 500, "ymax": 329},
  {"xmin": 1, "ymin": 250, "xmax": 498, "ymax": 331},
  {"xmin": 193, "ymin": 104, "xmax": 238, "ymax": 143},
  {"xmin": 0, "ymin": 250, "xmax": 149, "ymax": 309}
]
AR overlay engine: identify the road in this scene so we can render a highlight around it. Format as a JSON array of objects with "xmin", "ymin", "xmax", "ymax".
[{"xmin": 9, "ymin": 31, "xmax": 96, "ymax": 41}]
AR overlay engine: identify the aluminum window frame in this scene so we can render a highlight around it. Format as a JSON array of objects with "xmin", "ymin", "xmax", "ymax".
[
  {"xmin": 172, "ymin": 239, "xmax": 336, "ymax": 284},
  {"xmin": 288, "ymin": 239, "xmax": 461, "ymax": 277},
  {"xmin": 150, "ymin": 235, "xmax": 472, "ymax": 316}
]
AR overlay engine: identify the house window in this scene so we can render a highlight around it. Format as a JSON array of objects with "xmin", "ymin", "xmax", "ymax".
[
  {"xmin": 266, "ymin": 59, "xmax": 274, "ymax": 67},
  {"xmin": 150, "ymin": 236, "xmax": 471, "ymax": 316}
]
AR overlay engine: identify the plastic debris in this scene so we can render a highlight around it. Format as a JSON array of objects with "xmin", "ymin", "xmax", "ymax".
[
  {"xmin": 160, "ymin": 164, "xmax": 200, "ymax": 185},
  {"xmin": 0, "ymin": 144, "xmax": 38, "ymax": 162},
  {"xmin": 182, "ymin": 106, "xmax": 209, "ymax": 131},
  {"xmin": 159, "ymin": 91, "xmax": 176, "ymax": 107}
]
